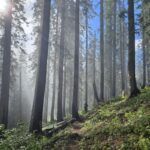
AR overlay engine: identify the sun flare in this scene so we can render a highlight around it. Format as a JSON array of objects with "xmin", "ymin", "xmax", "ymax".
[{"xmin": 0, "ymin": 0, "xmax": 7, "ymax": 13}]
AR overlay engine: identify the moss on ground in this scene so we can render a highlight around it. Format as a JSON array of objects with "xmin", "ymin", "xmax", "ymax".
[{"xmin": 0, "ymin": 88, "xmax": 150, "ymax": 150}]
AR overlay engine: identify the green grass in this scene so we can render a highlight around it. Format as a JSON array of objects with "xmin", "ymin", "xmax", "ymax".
[
  {"xmin": 79, "ymin": 87, "xmax": 150, "ymax": 150},
  {"xmin": 0, "ymin": 87, "xmax": 150, "ymax": 150}
]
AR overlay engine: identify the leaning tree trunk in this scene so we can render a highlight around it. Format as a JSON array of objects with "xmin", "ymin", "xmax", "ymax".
[
  {"xmin": 0, "ymin": 0, "xmax": 12, "ymax": 128},
  {"xmin": 128, "ymin": 0, "xmax": 140, "ymax": 97},
  {"xmin": 72, "ymin": 0, "xmax": 80, "ymax": 120},
  {"xmin": 29, "ymin": 0, "xmax": 51, "ymax": 133}
]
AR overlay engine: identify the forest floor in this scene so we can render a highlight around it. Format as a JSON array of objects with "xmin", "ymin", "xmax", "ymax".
[{"xmin": 0, "ymin": 87, "xmax": 150, "ymax": 150}]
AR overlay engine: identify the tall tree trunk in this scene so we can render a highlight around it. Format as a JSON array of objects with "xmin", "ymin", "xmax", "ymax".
[
  {"xmin": 57, "ymin": 0, "xmax": 66, "ymax": 122},
  {"xmin": 0, "ymin": 0, "xmax": 12, "ymax": 128},
  {"xmin": 142, "ymin": 31, "xmax": 146, "ymax": 88},
  {"xmin": 128, "ymin": 0, "xmax": 140, "ymax": 97},
  {"xmin": 119, "ymin": 0, "xmax": 126, "ymax": 93},
  {"xmin": 72, "ymin": 0, "xmax": 80, "ymax": 120},
  {"xmin": 100, "ymin": 0, "xmax": 104, "ymax": 101},
  {"xmin": 84, "ymin": 6, "xmax": 88, "ymax": 112},
  {"xmin": 51, "ymin": 6, "xmax": 59, "ymax": 121},
  {"xmin": 112, "ymin": 0, "xmax": 116, "ymax": 97},
  {"xmin": 19, "ymin": 66, "xmax": 22, "ymax": 122},
  {"xmin": 69, "ymin": 73, "xmax": 73, "ymax": 114},
  {"xmin": 124, "ymin": 25, "xmax": 129, "ymax": 94},
  {"xmin": 93, "ymin": 34, "xmax": 99, "ymax": 104},
  {"xmin": 63, "ymin": 55, "xmax": 66, "ymax": 117},
  {"xmin": 51, "ymin": 51, "xmax": 57, "ymax": 122},
  {"xmin": 147, "ymin": 40, "xmax": 150, "ymax": 86},
  {"xmin": 29, "ymin": 0, "xmax": 51, "ymax": 133},
  {"xmin": 108, "ymin": 2, "xmax": 113, "ymax": 98},
  {"xmin": 43, "ymin": 54, "xmax": 50, "ymax": 123},
  {"xmin": 79, "ymin": 46, "xmax": 83, "ymax": 110},
  {"xmin": 141, "ymin": 3, "xmax": 146, "ymax": 89}
]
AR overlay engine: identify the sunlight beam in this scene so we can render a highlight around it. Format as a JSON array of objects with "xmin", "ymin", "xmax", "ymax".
[{"xmin": 0, "ymin": 0, "xmax": 7, "ymax": 13}]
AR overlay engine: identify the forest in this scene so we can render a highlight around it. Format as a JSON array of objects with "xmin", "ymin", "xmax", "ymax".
[{"xmin": 0, "ymin": 0, "xmax": 150, "ymax": 149}]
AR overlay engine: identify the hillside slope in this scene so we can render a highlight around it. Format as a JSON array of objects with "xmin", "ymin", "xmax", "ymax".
[
  {"xmin": 0, "ymin": 88, "xmax": 150, "ymax": 150},
  {"xmin": 45, "ymin": 88, "xmax": 150, "ymax": 150}
]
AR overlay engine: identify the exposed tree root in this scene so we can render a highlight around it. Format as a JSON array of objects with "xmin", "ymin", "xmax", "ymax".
[{"xmin": 129, "ymin": 88, "xmax": 140, "ymax": 98}]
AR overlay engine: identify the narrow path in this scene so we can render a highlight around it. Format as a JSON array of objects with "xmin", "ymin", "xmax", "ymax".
[
  {"xmin": 70, "ymin": 121, "xmax": 84, "ymax": 135},
  {"xmin": 65, "ymin": 121, "xmax": 85, "ymax": 150}
]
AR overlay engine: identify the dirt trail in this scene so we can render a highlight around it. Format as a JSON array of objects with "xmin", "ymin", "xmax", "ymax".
[
  {"xmin": 70, "ymin": 121, "xmax": 84, "ymax": 135},
  {"xmin": 64, "ymin": 121, "xmax": 84, "ymax": 150}
]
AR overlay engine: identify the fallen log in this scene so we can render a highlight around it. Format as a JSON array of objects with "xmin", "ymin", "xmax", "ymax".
[
  {"xmin": 56, "ymin": 120, "xmax": 67, "ymax": 127},
  {"xmin": 43, "ymin": 118, "xmax": 76, "ymax": 137}
]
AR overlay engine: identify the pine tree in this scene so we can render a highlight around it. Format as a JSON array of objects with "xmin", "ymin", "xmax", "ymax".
[
  {"xmin": 29, "ymin": 0, "xmax": 51, "ymax": 133},
  {"xmin": 128, "ymin": 0, "xmax": 140, "ymax": 97},
  {"xmin": 72, "ymin": 0, "xmax": 80, "ymax": 120},
  {"xmin": 57, "ymin": 0, "xmax": 66, "ymax": 122},
  {"xmin": 100, "ymin": 0, "xmax": 104, "ymax": 101},
  {"xmin": 112, "ymin": 0, "xmax": 117, "ymax": 97},
  {"xmin": 0, "ymin": 0, "xmax": 12, "ymax": 128}
]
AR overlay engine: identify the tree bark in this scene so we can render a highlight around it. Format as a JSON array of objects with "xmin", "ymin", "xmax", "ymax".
[
  {"xmin": 29, "ymin": 0, "xmax": 51, "ymax": 133},
  {"xmin": 93, "ymin": 34, "xmax": 99, "ymax": 104},
  {"xmin": 72, "ymin": 0, "xmax": 80, "ymax": 120},
  {"xmin": 51, "ymin": 6, "xmax": 59, "ymax": 122},
  {"xmin": 84, "ymin": 5, "xmax": 88, "ymax": 112},
  {"xmin": 0, "ymin": 0, "xmax": 12, "ymax": 128},
  {"xmin": 19, "ymin": 65, "xmax": 22, "ymax": 122},
  {"xmin": 128, "ymin": 0, "xmax": 140, "ymax": 97},
  {"xmin": 69, "ymin": 72, "xmax": 73, "ymax": 114},
  {"xmin": 142, "ymin": 31, "xmax": 146, "ymax": 88},
  {"xmin": 44, "ymin": 119, "xmax": 76, "ymax": 137},
  {"xmin": 100, "ymin": 0, "xmax": 104, "ymax": 101},
  {"xmin": 112, "ymin": 0, "xmax": 116, "ymax": 97},
  {"xmin": 147, "ymin": 40, "xmax": 150, "ymax": 86},
  {"xmin": 51, "ymin": 51, "xmax": 56, "ymax": 122},
  {"xmin": 43, "ymin": 53, "xmax": 50, "ymax": 123},
  {"xmin": 110, "ymin": 4, "xmax": 113, "ymax": 98},
  {"xmin": 63, "ymin": 55, "xmax": 66, "ymax": 117},
  {"xmin": 57, "ymin": 0, "xmax": 66, "ymax": 122},
  {"xmin": 119, "ymin": 0, "xmax": 126, "ymax": 93}
]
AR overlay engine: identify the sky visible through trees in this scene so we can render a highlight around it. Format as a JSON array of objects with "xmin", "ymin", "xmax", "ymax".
[{"xmin": 0, "ymin": 0, "xmax": 149, "ymax": 149}]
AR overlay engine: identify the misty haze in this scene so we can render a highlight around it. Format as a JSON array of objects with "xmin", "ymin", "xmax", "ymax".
[{"xmin": 0, "ymin": 0, "xmax": 150, "ymax": 149}]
